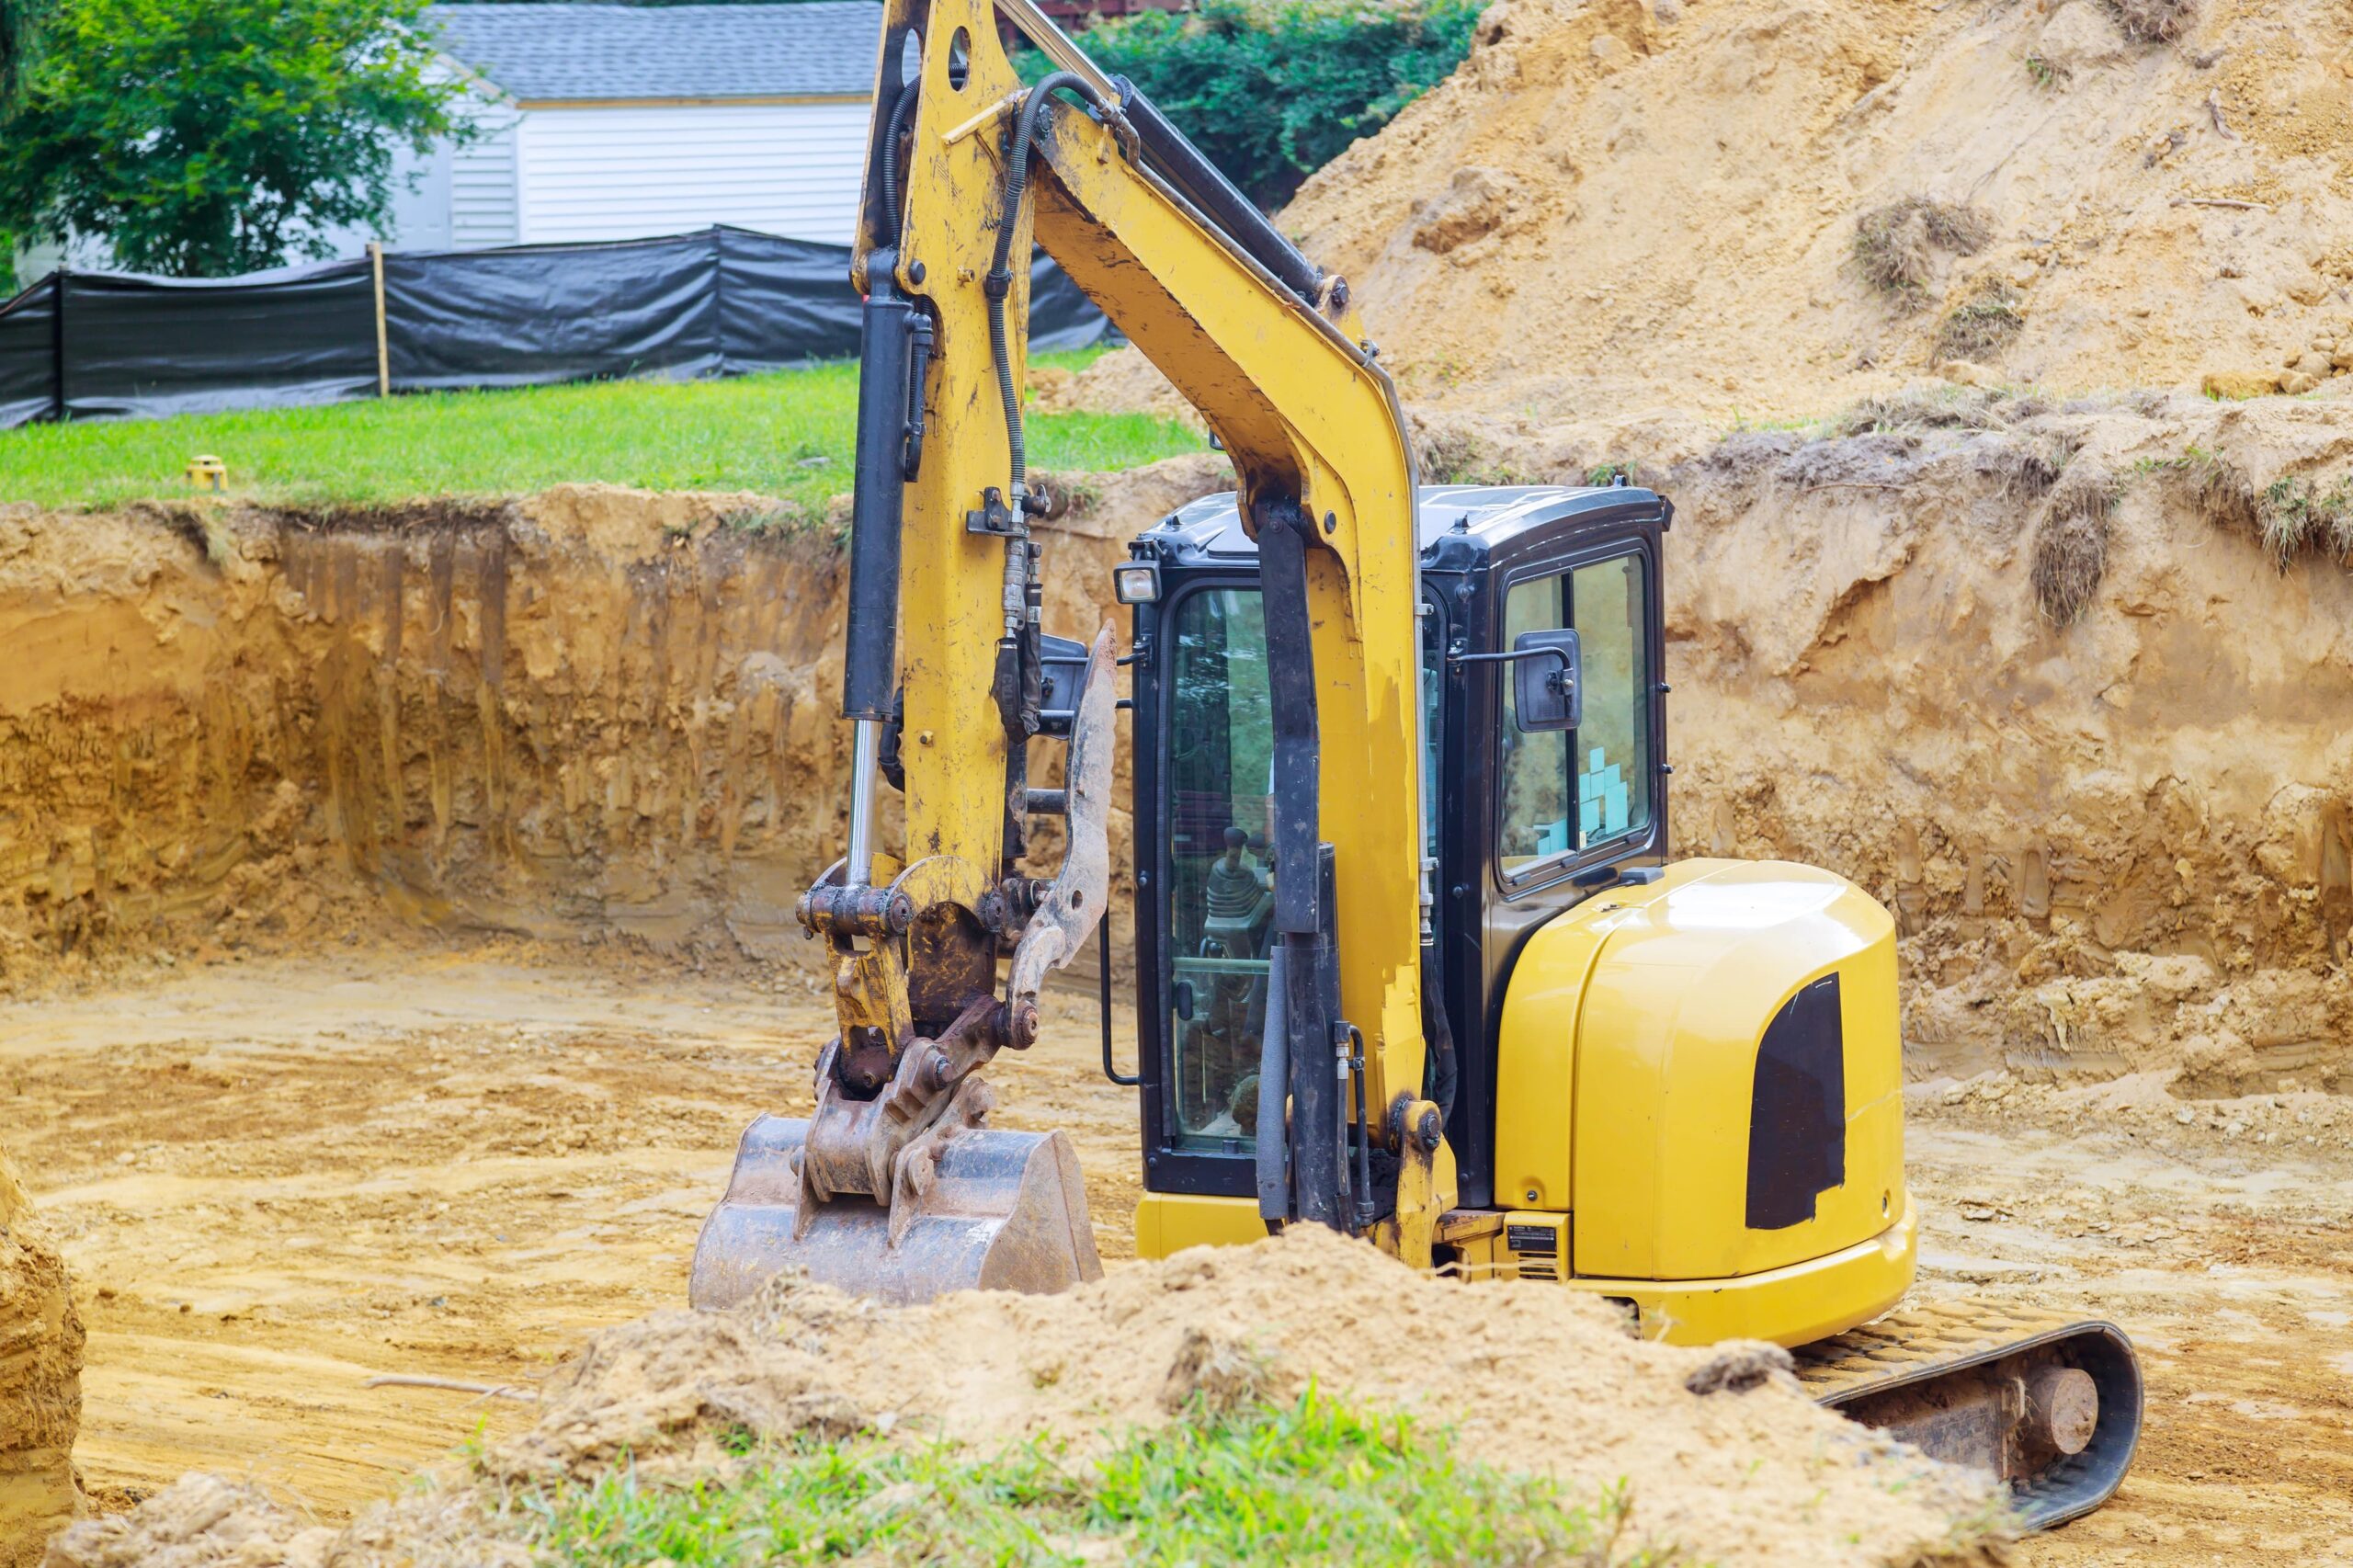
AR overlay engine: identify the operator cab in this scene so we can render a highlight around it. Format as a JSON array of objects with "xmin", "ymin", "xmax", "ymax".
[{"xmin": 1118, "ymin": 483, "xmax": 1673, "ymax": 1211}]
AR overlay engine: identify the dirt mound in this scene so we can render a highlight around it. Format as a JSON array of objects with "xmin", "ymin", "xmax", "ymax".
[
  {"xmin": 0, "ymin": 456, "xmax": 1226, "ymax": 994},
  {"xmin": 53, "ymin": 1229, "xmax": 2003, "ymax": 1568},
  {"xmin": 0, "ymin": 1146, "xmax": 81, "ymax": 1568},
  {"xmin": 40, "ymin": 1476, "xmax": 326, "ymax": 1568},
  {"xmin": 1031, "ymin": 345, "xmax": 1206, "ymax": 430},
  {"xmin": 1280, "ymin": 0, "xmax": 2353, "ymax": 417}
]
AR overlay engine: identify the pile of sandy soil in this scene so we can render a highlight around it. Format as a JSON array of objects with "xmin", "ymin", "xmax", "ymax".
[
  {"xmin": 1267, "ymin": 0, "xmax": 2353, "ymax": 418},
  {"xmin": 47, "ymin": 1228, "xmax": 2004, "ymax": 1568},
  {"xmin": 0, "ymin": 1146, "xmax": 81, "ymax": 1568}
]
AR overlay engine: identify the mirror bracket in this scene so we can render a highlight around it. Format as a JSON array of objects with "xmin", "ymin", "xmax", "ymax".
[{"xmin": 1449, "ymin": 631, "xmax": 1581, "ymax": 732}]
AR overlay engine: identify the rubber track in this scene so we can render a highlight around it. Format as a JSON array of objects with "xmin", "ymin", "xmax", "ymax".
[{"xmin": 1795, "ymin": 1299, "xmax": 2143, "ymax": 1530}]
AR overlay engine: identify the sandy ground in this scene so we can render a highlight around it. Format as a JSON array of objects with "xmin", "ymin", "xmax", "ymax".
[{"xmin": 4, "ymin": 942, "xmax": 2347, "ymax": 1564}]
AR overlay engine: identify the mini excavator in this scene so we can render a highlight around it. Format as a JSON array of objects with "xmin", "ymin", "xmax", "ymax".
[{"xmin": 689, "ymin": 0, "xmax": 2143, "ymax": 1528}]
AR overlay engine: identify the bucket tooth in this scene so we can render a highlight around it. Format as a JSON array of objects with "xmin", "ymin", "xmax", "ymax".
[{"xmin": 690, "ymin": 1114, "xmax": 1103, "ymax": 1309}]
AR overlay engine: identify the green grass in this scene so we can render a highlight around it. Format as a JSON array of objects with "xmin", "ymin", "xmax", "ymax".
[
  {"xmin": 0, "ymin": 348, "xmax": 1207, "ymax": 515},
  {"xmin": 501, "ymin": 1389, "xmax": 1675, "ymax": 1568}
]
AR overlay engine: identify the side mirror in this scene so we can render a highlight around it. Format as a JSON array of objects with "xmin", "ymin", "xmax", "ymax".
[{"xmin": 1512, "ymin": 630, "xmax": 1581, "ymax": 733}]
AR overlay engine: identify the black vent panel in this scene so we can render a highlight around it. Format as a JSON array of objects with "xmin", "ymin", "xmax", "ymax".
[{"xmin": 1745, "ymin": 973, "xmax": 1846, "ymax": 1231}]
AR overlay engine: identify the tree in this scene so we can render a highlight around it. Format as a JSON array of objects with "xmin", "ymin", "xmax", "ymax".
[
  {"xmin": 0, "ymin": 0, "xmax": 52, "ymax": 107},
  {"xmin": 0, "ymin": 0, "xmax": 465, "ymax": 277},
  {"xmin": 1067, "ymin": 0, "xmax": 1482, "ymax": 210}
]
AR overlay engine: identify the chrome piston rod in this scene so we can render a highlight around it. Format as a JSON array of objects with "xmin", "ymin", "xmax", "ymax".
[{"xmin": 845, "ymin": 718, "xmax": 881, "ymax": 887}]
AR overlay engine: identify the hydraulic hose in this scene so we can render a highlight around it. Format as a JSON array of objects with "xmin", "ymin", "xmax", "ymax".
[
  {"xmin": 1423, "ymin": 950, "xmax": 1459, "ymax": 1124},
  {"xmin": 985, "ymin": 70, "xmax": 1111, "ymax": 506},
  {"xmin": 879, "ymin": 82, "xmax": 920, "ymax": 246}
]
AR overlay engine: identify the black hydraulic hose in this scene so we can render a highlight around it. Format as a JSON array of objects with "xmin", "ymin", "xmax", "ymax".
[
  {"xmin": 879, "ymin": 82, "xmax": 920, "ymax": 246},
  {"xmin": 986, "ymin": 70, "xmax": 1109, "ymax": 502},
  {"xmin": 1423, "ymin": 949, "xmax": 1459, "ymax": 1124}
]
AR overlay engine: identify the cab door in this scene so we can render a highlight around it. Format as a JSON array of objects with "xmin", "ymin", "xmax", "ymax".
[{"xmin": 1433, "ymin": 500, "xmax": 1670, "ymax": 1209}]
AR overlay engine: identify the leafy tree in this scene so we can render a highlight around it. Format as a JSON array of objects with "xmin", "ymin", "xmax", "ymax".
[
  {"xmin": 0, "ymin": 0, "xmax": 465, "ymax": 277},
  {"xmin": 1065, "ymin": 0, "xmax": 1482, "ymax": 210},
  {"xmin": 0, "ymin": 0, "xmax": 51, "ymax": 108}
]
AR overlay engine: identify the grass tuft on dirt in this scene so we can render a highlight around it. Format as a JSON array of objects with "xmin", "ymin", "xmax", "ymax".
[
  {"xmin": 2104, "ymin": 0, "xmax": 2199, "ymax": 43},
  {"xmin": 1852, "ymin": 199, "xmax": 1994, "ymax": 303},
  {"xmin": 0, "ymin": 351, "xmax": 1206, "ymax": 515},
  {"xmin": 2032, "ymin": 461, "xmax": 2118, "ymax": 623},
  {"xmin": 1831, "ymin": 384, "xmax": 2017, "ymax": 437},
  {"xmin": 500, "ymin": 1390, "xmax": 1664, "ymax": 1568},
  {"xmin": 1934, "ymin": 279, "xmax": 2026, "ymax": 365},
  {"xmin": 2256, "ymin": 472, "xmax": 2353, "ymax": 567}
]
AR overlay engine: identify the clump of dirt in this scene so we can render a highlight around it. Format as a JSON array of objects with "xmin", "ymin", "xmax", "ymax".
[
  {"xmin": 0, "ymin": 1145, "xmax": 81, "ymax": 1568},
  {"xmin": 55, "ymin": 1230, "xmax": 2006, "ymax": 1568},
  {"xmin": 2029, "ymin": 458, "xmax": 2118, "ymax": 622},
  {"xmin": 2105, "ymin": 0, "xmax": 2200, "ymax": 46},
  {"xmin": 41, "ymin": 1475, "xmax": 328, "ymax": 1568},
  {"xmin": 1856, "ymin": 198, "xmax": 1995, "ymax": 301},
  {"xmin": 1280, "ymin": 0, "xmax": 2353, "ymax": 416},
  {"xmin": 1934, "ymin": 278, "xmax": 2027, "ymax": 366}
]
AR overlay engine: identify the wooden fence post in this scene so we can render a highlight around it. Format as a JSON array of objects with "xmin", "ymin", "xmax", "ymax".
[
  {"xmin": 48, "ymin": 269, "xmax": 66, "ymax": 424},
  {"xmin": 369, "ymin": 242, "xmax": 391, "ymax": 397}
]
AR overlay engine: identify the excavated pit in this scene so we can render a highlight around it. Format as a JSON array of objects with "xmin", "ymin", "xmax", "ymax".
[
  {"xmin": 17, "ymin": 397, "xmax": 2345, "ymax": 1090},
  {"xmin": 1, "ymin": 429, "xmax": 2348, "ymax": 1563}
]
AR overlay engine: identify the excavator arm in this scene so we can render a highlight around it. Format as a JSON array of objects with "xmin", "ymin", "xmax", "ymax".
[{"xmin": 692, "ymin": 0, "xmax": 1450, "ymax": 1307}]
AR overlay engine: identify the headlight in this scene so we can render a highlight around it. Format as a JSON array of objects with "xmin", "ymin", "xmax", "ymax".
[{"xmin": 1113, "ymin": 562, "xmax": 1160, "ymax": 604}]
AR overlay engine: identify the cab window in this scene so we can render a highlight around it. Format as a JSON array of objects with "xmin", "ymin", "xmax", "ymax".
[
  {"xmin": 1497, "ymin": 551, "xmax": 1652, "ymax": 879},
  {"xmin": 1164, "ymin": 588, "xmax": 1276, "ymax": 1152}
]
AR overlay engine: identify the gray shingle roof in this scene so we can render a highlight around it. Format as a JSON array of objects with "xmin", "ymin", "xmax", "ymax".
[{"xmin": 426, "ymin": 3, "xmax": 881, "ymax": 103}]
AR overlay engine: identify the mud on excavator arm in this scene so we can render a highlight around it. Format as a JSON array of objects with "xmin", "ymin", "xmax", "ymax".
[{"xmin": 692, "ymin": 0, "xmax": 1450, "ymax": 1308}]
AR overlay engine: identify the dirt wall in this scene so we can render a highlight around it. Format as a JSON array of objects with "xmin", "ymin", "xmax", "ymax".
[
  {"xmin": 6, "ymin": 415, "xmax": 2347, "ymax": 1087},
  {"xmin": 0, "ymin": 459, "xmax": 1225, "ymax": 991},
  {"xmin": 1557, "ymin": 392, "xmax": 2353, "ymax": 1088}
]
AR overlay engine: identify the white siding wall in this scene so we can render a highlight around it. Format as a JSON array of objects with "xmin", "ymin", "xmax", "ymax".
[
  {"xmin": 515, "ymin": 101, "xmax": 867, "ymax": 245},
  {"xmin": 451, "ymin": 104, "xmax": 524, "ymax": 247}
]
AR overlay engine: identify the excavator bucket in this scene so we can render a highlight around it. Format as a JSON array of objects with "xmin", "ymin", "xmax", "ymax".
[{"xmin": 688, "ymin": 1113, "xmax": 1103, "ymax": 1309}]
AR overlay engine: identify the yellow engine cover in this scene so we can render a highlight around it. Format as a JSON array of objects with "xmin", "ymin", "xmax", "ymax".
[{"xmin": 1496, "ymin": 858, "xmax": 1906, "ymax": 1284}]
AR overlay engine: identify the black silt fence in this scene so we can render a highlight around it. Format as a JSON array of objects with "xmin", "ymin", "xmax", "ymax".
[{"xmin": 0, "ymin": 225, "xmax": 1109, "ymax": 429}]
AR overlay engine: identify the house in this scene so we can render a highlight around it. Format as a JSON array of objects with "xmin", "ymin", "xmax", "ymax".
[{"xmin": 392, "ymin": 1, "xmax": 883, "ymax": 250}]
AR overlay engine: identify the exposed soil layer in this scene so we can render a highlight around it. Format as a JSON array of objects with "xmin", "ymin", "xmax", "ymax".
[
  {"xmin": 1281, "ymin": 0, "xmax": 2353, "ymax": 418},
  {"xmin": 1655, "ymin": 393, "xmax": 2353, "ymax": 1088},
  {"xmin": 0, "ymin": 460, "xmax": 1224, "ymax": 997},
  {"xmin": 5, "ymin": 947, "xmax": 2349, "ymax": 1565},
  {"xmin": 1031, "ymin": 392, "xmax": 2353, "ymax": 1086}
]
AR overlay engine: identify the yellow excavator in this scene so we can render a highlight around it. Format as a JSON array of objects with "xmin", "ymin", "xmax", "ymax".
[{"xmin": 689, "ymin": 0, "xmax": 2143, "ymax": 1528}]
